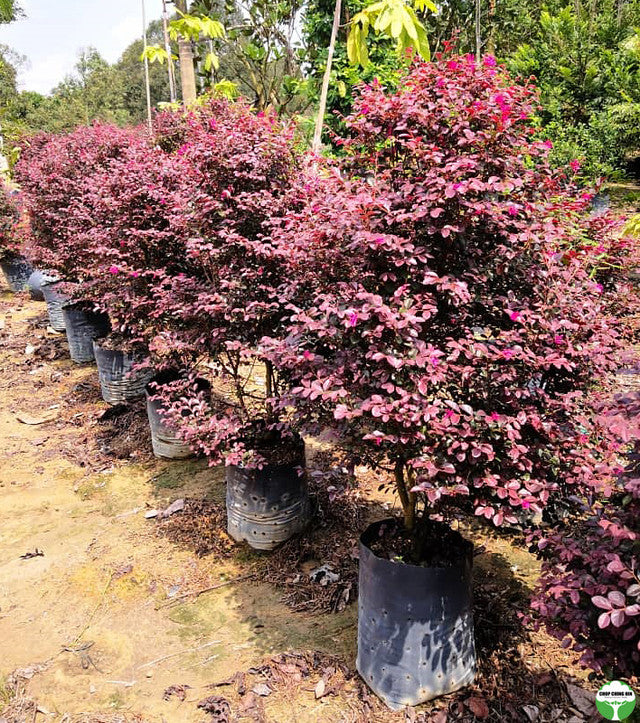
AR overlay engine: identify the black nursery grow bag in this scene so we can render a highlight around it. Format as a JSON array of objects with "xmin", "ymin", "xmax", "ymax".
[
  {"xmin": 41, "ymin": 279, "xmax": 69, "ymax": 332},
  {"xmin": 93, "ymin": 341, "xmax": 154, "ymax": 405},
  {"xmin": 145, "ymin": 370, "xmax": 211, "ymax": 459},
  {"xmin": 1, "ymin": 255, "xmax": 32, "ymax": 293},
  {"xmin": 62, "ymin": 304, "xmax": 110, "ymax": 363},
  {"xmin": 226, "ymin": 435, "xmax": 309, "ymax": 551},
  {"xmin": 356, "ymin": 519, "xmax": 476, "ymax": 710}
]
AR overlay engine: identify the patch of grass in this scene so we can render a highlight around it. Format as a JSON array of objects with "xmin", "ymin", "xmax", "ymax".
[{"xmin": 0, "ymin": 676, "xmax": 14, "ymax": 710}]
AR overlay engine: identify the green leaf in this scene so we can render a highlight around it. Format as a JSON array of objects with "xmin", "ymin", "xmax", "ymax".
[{"xmin": 204, "ymin": 51, "xmax": 220, "ymax": 72}]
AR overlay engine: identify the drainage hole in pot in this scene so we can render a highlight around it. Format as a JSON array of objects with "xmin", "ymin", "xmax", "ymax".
[
  {"xmin": 243, "ymin": 502, "xmax": 248, "ymax": 507},
  {"xmin": 251, "ymin": 495, "xmax": 259, "ymax": 502},
  {"xmin": 382, "ymin": 609, "xmax": 388, "ymax": 616},
  {"xmin": 271, "ymin": 505, "xmax": 278, "ymax": 511},
  {"xmin": 406, "ymin": 675, "xmax": 411, "ymax": 681},
  {"xmin": 370, "ymin": 618, "xmax": 375, "ymax": 624},
  {"xmin": 261, "ymin": 497, "xmax": 267, "ymax": 504}
]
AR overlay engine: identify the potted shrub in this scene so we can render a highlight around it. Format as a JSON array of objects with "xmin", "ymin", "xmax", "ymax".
[
  {"xmin": 68, "ymin": 139, "xmax": 195, "ymax": 402},
  {"xmin": 265, "ymin": 55, "xmax": 621, "ymax": 707},
  {"xmin": 15, "ymin": 124, "xmax": 140, "ymax": 356},
  {"xmin": 0, "ymin": 179, "xmax": 32, "ymax": 292},
  {"xmin": 150, "ymin": 98, "xmax": 310, "ymax": 549}
]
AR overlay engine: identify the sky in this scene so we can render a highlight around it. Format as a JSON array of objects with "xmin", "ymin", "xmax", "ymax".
[{"xmin": 0, "ymin": 0, "xmax": 164, "ymax": 94}]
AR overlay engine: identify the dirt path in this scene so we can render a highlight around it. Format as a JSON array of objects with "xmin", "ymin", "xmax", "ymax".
[{"xmin": 0, "ymin": 290, "xmax": 357, "ymax": 722}]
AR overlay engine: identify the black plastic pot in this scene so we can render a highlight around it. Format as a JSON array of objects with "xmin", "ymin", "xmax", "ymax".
[
  {"xmin": 1, "ymin": 255, "xmax": 33, "ymax": 293},
  {"xmin": 93, "ymin": 341, "xmax": 154, "ymax": 405},
  {"xmin": 145, "ymin": 371, "xmax": 211, "ymax": 459},
  {"xmin": 357, "ymin": 519, "xmax": 476, "ymax": 710},
  {"xmin": 26, "ymin": 269, "xmax": 47, "ymax": 301},
  {"xmin": 62, "ymin": 304, "xmax": 110, "ymax": 363},
  {"xmin": 41, "ymin": 280, "xmax": 68, "ymax": 332},
  {"xmin": 226, "ymin": 436, "xmax": 309, "ymax": 551}
]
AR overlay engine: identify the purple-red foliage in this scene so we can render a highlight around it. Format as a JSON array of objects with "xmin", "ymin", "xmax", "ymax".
[
  {"xmin": 528, "ymin": 387, "xmax": 640, "ymax": 674},
  {"xmin": 264, "ymin": 55, "xmax": 620, "ymax": 530},
  {"xmin": 14, "ymin": 123, "xmax": 142, "ymax": 280},
  {"xmin": 149, "ymin": 98, "xmax": 304, "ymax": 463},
  {"xmin": 0, "ymin": 179, "xmax": 22, "ymax": 261},
  {"xmin": 67, "ymin": 141, "xmax": 195, "ymax": 346}
]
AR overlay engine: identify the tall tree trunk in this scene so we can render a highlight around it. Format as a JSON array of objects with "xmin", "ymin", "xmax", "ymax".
[
  {"xmin": 162, "ymin": 0, "xmax": 177, "ymax": 102},
  {"xmin": 175, "ymin": 0, "xmax": 197, "ymax": 105},
  {"xmin": 312, "ymin": 0, "xmax": 342, "ymax": 154}
]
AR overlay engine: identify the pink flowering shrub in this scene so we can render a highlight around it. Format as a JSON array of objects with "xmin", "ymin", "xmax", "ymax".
[
  {"xmin": 64, "ymin": 141, "xmax": 195, "ymax": 348},
  {"xmin": 263, "ymin": 56, "xmax": 621, "ymax": 535},
  {"xmin": 529, "ymin": 387, "xmax": 640, "ymax": 674},
  {"xmin": 147, "ymin": 98, "xmax": 305, "ymax": 463},
  {"xmin": 14, "ymin": 124, "xmax": 142, "ymax": 283},
  {"xmin": 0, "ymin": 179, "xmax": 22, "ymax": 261}
]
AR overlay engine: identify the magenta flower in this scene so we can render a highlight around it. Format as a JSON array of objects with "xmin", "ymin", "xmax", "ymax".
[
  {"xmin": 501, "ymin": 348, "xmax": 515, "ymax": 359},
  {"xmin": 521, "ymin": 500, "xmax": 531, "ymax": 509},
  {"xmin": 484, "ymin": 55, "xmax": 497, "ymax": 67},
  {"xmin": 108, "ymin": 265, "xmax": 119, "ymax": 274},
  {"xmin": 509, "ymin": 311, "xmax": 522, "ymax": 322},
  {"xmin": 507, "ymin": 205, "xmax": 518, "ymax": 217},
  {"xmin": 553, "ymin": 334, "xmax": 564, "ymax": 345},
  {"xmin": 543, "ymin": 139, "xmax": 553, "ymax": 149},
  {"xmin": 348, "ymin": 311, "xmax": 358, "ymax": 327},
  {"xmin": 130, "ymin": 271, "xmax": 139, "ymax": 278},
  {"xmin": 303, "ymin": 350, "xmax": 313, "ymax": 360},
  {"xmin": 490, "ymin": 412, "xmax": 500, "ymax": 421},
  {"xmin": 569, "ymin": 159, "xmax": 582, "ymax": 173}
]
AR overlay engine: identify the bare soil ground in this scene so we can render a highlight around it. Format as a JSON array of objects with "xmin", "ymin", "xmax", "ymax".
[{"xmin": 0, "ymin": 288, "xmax": 614, "ymax": 723}]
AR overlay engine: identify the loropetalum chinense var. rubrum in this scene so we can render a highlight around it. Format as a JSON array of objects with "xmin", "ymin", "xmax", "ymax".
[
  {"xmin": 526, "ymin": 204, "xmax": 640, "ymax": 674},
  {"xmin": 147, "ymin": 98, "xmax": 305, "ymax": 464},
  {"xmin": 265, "ymin": 55, "xmax": 620, "ymax": 529},
  {"xmin": 0, "ymin": 179, "xmax": 22, "ymax": 262},
  {"xmin": 259, "ymin": 56, "xmax": 636, "ymax": 670},
  {"xmin": 14, "ymin": 124, "xmax": 142, "ymax": 288},
  {"xmin": 63, "ymin": 141, "xmax": 196, "ymax": 351}
]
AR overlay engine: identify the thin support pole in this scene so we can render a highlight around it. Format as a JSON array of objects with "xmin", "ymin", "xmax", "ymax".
[
  {"xmin": 312, "ymin": 0, "xmax": 342, "ymax": 155},
  {"xmin": 142, "ymin": 0, "xmax": 153, "ymax": 134}
]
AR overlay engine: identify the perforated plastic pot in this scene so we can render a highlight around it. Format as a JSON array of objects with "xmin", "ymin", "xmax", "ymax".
[
  {"xmin": 26, "ymin": 269, "xmax": 47, "ymax": 301},
  {"xmin": 1, "ymin": 255, "xmax": 33, "ymax": 293},
  {"xmin": 226, "ymin": 436, "xmax": 309, "ymax": 551},
  {"xmin": 93, "ymin": 341, "xmax": 154, "ymax": 405},
  {"xmin": 62, "ymin": 304, "xmax": 110, "ymax": 363},
  {"xmin": 41, "ymin": 279, "xmax": 68, "ymax": 332},
  {"xmin": 145, "ymin": 371, "xmax": 211, "ymax": 459},
  {"xmin": 357, "ymin": 519, "xmax": 476, "ymax": 710}
]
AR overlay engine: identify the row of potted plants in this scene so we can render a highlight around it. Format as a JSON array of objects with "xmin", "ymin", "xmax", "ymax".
[{"xmin": 2, "ymin": 52, "xmax": 639, "ymax": 706}]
